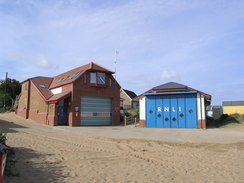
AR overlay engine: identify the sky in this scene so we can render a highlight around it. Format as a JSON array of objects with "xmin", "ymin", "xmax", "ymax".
[{"xmin": 0, "ymin": 0, "xmax": 244, "ymax": 105}]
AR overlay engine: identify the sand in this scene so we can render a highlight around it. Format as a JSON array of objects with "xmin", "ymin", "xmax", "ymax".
[{"xmin": 1, "ymin": 113, "xmax": 244, "ymax": 183}]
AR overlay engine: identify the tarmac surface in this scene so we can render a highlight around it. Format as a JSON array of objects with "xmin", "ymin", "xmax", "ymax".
[{"xmin": 55, "ymin": 124, "xmax": 244, "ymax": 143}]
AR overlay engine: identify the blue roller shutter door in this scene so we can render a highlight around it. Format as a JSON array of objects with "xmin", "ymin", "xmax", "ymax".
[{"xmin": 80, "ymin": 96, "xmax": 112, "ymax": 126}]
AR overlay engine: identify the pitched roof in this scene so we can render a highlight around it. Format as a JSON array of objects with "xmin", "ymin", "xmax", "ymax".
[
  {"xmin": 21, "ymin": 62, "xmax": 115, "ymax": 103},
  {"xmin": 223, "ymin": 101, "xmax": 244, "ymax": 106},
  {"xmin": 49, "ymin": 62, "xmax": 114, "ymax": 89},
  {"xmin": 152, "ymin": 82, "xmax": 189, "ymax": 90},
  {"xmin": 48, "ymin": 91, "xmax": 71, "ymax": 102},
  {"xmin": 30, "ymin": 77, "xmax": 53, "ymax": 100},
  {"xmin": 123, "ymin": 89, "xmax": 137, "ymax": 100},
  {"xmin": 134, "ymin": 82, "xmax": 211, "ymax": 101}
]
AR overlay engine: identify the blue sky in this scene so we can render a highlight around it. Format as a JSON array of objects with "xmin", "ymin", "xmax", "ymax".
[{"xmin": 0, "ymin": 0, "xmax": 244, "ymax": 105}]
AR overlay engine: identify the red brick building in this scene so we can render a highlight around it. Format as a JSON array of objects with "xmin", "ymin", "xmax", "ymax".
[{"xmin": 16, "ymin": 62, "xmax": 121, "ymax": 126}]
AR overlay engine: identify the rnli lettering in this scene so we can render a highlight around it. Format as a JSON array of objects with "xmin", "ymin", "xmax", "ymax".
[
  {"xmin": 164, "ymin": 107, "xmax": 169, "ymax": 112},
  {"xmin": 164, "ymin": 107, "xmax": 182, "ymax": 112}
]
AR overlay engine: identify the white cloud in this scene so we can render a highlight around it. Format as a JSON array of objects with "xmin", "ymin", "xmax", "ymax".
[
  {"xmin": 161, "ymin": 70, "xmax": 181, "ymax": 82},
  {"xmin": 35, "ymin": 56, "xmax": 50, "ymax": 69}
]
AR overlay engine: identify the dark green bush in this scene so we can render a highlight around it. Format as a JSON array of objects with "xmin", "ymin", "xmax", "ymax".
[
  {"xmin": 216, "ymin": 114, "xmax": 240, "ymax": 127},
  {"xmin": 0, "ymin": 132, "xmax": 7, "ymax": 145}
]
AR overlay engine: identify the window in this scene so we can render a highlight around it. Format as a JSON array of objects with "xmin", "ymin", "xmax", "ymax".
[
  {"xmin": 70, "ymin": 71, "xmax": 81, "ymax": 79},
  {"xmin": 61, "ymin": 76, "xmax": 69, "ymax": 82},
  {"xmin": 109, "ymin": 78, "xmax": 113, "ymax": 87},
  {"xmin": 90, "ymin": 73, "xmax": 96, "ymax": 84},
  {"xmin": 97, "ymin": 72, "xmax": 105, "ymax": 85},
  {"xmin": 83, "ymin": 73, "xmax": 87, "ymax": 84},
  {"xmin": 120, "ymin": 99, "xmax": 124, "ymax": 108},
  {"xmin": 90, "ymin": 72, "xmax": 106, "ymax": 86}
]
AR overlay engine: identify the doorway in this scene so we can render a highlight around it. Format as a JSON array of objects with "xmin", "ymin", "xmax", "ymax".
[{"xmin": 57, "ymin": 98, "xmax": 69, "ymax": 125}]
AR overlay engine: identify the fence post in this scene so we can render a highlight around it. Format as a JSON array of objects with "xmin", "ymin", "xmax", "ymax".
[
  {"xmin": 124, "ymin": 116, "xmax": 126, "ymax": 126},
  {"xmin": 134, "ymin": 117, "xmax": 137, "ymax": 127}
]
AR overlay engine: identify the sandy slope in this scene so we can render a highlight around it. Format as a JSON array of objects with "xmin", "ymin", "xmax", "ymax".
[{"xmin": 1, "ymin": 113, "xmax": 244, "ymax": 183}]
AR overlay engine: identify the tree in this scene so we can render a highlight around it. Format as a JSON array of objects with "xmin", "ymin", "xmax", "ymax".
[{"xmin": 0, "ymin": 78, "xmax": 21, "ymax": 112}]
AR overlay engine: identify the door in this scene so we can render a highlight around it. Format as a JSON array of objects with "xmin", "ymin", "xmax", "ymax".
[
  {"xmin": 57, "ymin": 98, "xmax": 69, "ymax": 125},
  {"xmin": 185, "ymin": 94, "xmax": 197, "ymax": 128},
  {"xmin": 178, "ymin": 95, "xmax": 186, "ymax": 128},
  {"xmin": 170, "ymin": 95, "xmax": 178, "ymax": 128},
  {"xmin": 146, "ymin": 96, "xmax": 156, "ymax": 128},
  {"xmin": 80, "ymin": 96, "xmax": 112, "ymax": 126},
  {"xmin": 163, "ymin": 95, "xmax": 171, "ymax": 128},
  {"xmin": 156, "ymin": 96, "xmax": 163, "ymax": 128}
]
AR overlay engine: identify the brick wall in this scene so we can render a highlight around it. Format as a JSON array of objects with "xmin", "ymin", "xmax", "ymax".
[
  {"xmin": 139, "ymin": 120, "xmax": 146, "ymax": 127},
  {"xmin": 28, "ymin": 83, "xmax": 49, "ymax": 124},
  {"xmin": 71, "ymin": 72, "xmax": 121, "ymax": 126},
  {"xmin": 16, "ymin": 81, "xmax": 29, "ymax": 118}
]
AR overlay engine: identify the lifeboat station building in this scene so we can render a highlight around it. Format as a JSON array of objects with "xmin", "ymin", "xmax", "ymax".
[
  {"xmin": 137, "ymin": 82, "xmax": 211, "ymax": 129},
  {"xmin": 16, "ymin": 62, "xmax": 121, "ymax": 126}
]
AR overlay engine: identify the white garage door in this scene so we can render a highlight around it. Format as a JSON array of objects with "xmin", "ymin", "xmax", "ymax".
[{"xmin": 80, "ymin": 96, "xmax": 112, "ymax": 126}]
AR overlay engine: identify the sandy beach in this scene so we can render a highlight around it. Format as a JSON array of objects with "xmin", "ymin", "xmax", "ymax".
[{"xmin": 1, "ymin": 113, "xmax": 244, "ymax": 183}]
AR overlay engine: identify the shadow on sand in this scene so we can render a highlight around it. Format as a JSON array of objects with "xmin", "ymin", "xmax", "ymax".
[
  {"xmin": 5, "ymin": 147, "xmax": 66, "ymax": 183},
  {"xmin": 0, "ymin": 119, "xmax": 28, "ymax": 133}
]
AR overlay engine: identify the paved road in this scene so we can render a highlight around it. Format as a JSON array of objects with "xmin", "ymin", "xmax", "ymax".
[{"xmin": 55, "ymin": 125, "xmax": 244, "ymax": 143}]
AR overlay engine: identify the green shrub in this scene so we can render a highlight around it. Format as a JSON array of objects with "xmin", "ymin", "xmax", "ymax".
[
  {"xmin": 0, "ymin": 132, "xmax": 7, "ymax": 145},
  {"xmin": 206, "ymin": 116, "xmax": 216, "ymax": 127},
  {"xmin": 216, "ymin": 114, "xmax": 240, "ymax": 127},
  {"xmin": 230, "ymin": 113, "xmax": 244, "ymax": 122},
  {"xmin": 125, "ymin": 108, "xmax": 139, "ymax": 118}
]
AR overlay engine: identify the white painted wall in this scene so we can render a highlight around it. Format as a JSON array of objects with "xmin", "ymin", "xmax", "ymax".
[
  {"xmin": 139, "ymin": 96, "xmax": 146, "ymax": 120},
  {"xmin": 197, "ymin": 93, "xmax": 201, "ymax": 120},
  {"xmin": 197, "ymin": 93, "xmax": 206, "ymax": 122},
  {"xmin": 51, "ymin": 87, "xmax": 62, "ymax": 94},
  {"xmin": 201, "ymin": 95, "xmax": 206, "ymax": 120}
]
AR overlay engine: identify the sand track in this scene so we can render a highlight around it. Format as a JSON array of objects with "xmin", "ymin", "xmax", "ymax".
[{"xmin": 1, "ymin": 113, "xmax": 244, "ymax": 183}]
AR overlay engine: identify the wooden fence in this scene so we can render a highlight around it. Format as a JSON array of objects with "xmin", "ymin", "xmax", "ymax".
[{"xmin": 124, "ymin": 115, "xmax": 139, "ymax": 126}]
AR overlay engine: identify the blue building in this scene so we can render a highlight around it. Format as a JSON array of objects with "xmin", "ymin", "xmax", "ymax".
[{"xmin": 137, "ymin": 82, "xmax": 211, "ymax": 129}]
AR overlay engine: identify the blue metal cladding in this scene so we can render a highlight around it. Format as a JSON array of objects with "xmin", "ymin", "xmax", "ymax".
[
  {"xmin": 170, "ymin": 95, "xmax": 178, "ymax": 128},
  {"xmin": 156, "ymin": 96, "xmax": 163, "ymax": 128},
  {"xmin": 178, "ymin": 95, "xmax": 186, "ymax": 128},
  {"xmin": 185, "ymin": 94, "xmax": 197, "ymax": 128},
  {"xmin": 146, "ymin": 95, "xmax": 156, "ymax": 128},
  {"xmin": 146, "ymin": 93, "xmax": 198, "ymax": 128},
  {"xmin": 162, "ymin": 95, "xmax": 171, "ymax": 128}
]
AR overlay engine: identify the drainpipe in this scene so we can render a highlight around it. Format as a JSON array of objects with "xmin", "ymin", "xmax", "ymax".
[
  {"xmin": 26, "ymin": 80, "xmax": 31, "ymax": 119},
  {"xmin": 46, "ymin": 103, "xmax": 49, "ymax": 125}
]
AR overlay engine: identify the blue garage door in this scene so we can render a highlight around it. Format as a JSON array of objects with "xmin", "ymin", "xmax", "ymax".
[
  {"xmin": 146, "ymin": 94, "xmax": 197, "ymax": 128},
  {"xmin": 80, "ymin": 96, "xmax": 112, "ymax": 126}
]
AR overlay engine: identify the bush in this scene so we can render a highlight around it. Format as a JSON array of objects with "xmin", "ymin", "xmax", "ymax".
[
  {"xmin": 125, "ymin": 108, "xmax": 139, "ymax": 118},
  {"xmin": 206, "ymin": 116, "xmax": 216, "ymax": 127},
  {"xmin": 230, "ymin": 113, "xmax": 244, "ymax": 122},
  {"xmin": 0, "ymin": 132, "xmax": 7, "ymax": 145},
  {"xmin": 216, "ymin": 114, "xmax": 241, "ymax": 127}
]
